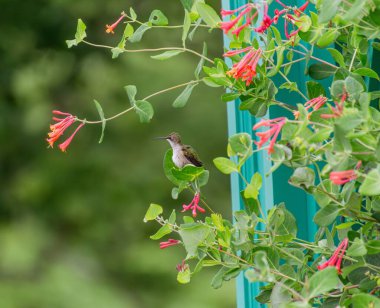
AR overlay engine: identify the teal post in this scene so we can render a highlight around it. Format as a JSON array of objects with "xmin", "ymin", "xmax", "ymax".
[{"xmin": 222, "ymin": 0, "xmax": 319, "ymax": 307}]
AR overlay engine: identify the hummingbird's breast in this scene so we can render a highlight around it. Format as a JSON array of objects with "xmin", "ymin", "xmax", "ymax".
[{"xmin": 172, "ymin": 146, "xmax": 188, "ymax": 168}]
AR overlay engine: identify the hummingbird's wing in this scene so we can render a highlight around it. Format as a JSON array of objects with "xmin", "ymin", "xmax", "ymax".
[{"xmin": 183, "ymin": 145, "xmax": 203, "ymax": 167}]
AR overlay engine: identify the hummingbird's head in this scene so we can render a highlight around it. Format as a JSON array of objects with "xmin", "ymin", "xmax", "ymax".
[
  {"xmin": 166, "ymin": 132, "xmax": 181, "ymax": 144},
  {"xmin": 154, "ymin": 132, "xmax": 182, "ymax": 146}
]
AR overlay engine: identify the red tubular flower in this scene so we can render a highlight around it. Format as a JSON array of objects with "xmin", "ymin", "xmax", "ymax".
[
  {"xmin": 273, "ymin": 9, "xmax": 287, "ymax": 24},
  {"xmin": 47, "ymin": 110, "xmax": 76, "ymax": 148},
  {"xmin": 294, "ymin": 1, "xmax": 309, "ymax": 17},
  {"xmin": 106, "ymin": 14, "xmax": 125, "ymax": 34},
  {"xmin": 182, "ymin": 193, "xmax": 205, "ymax": 218},
  {"xmin": 253, "ymin": 117, "xmax": 286, "ymax": 154},
  {"xmin": 254, "ymin": 3, "xmax": 273, "ymax": 33},
  {"xmin": 176, "ymin": 260, "xmax": 189, "ymax": 272},
  {"xmin": 220, "ymin": 3, "xmax": 258, "ymax": 36},
  {"xmin": 58, "ymin": 123, "xmax": 85, "ymax": 152},
  {"xmin": 317, "ymin": 238, "xmax": 349, "ymax": 274},
  {"xmin": 159, "ymin": 239, "xmax": 181, "ymax": 249},
  {"xmin": 294, "ymin": 96, "xmax": 328, "ymax": 119},
  {"xmin": 225, "ymin": 47, "xmax": 262, "ymax": 86},
  {"xmin": 321, "ymin": 93, "xmax": 347, "ymax": 119},
  {"xmin": 330, "ymin": 161, "xmax": 361, "ymax": 185}
]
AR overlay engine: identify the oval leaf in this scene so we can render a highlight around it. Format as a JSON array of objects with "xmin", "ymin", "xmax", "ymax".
[
  {"xmin": 135, "ymin": 100, "xmax": 154, "ymax": 123},
  {"xmin": 213, "ymin": 157, "xmax": 238, "ymax": 174},
  {"xmin": 93, "ymin": 100, "xmax": 106, "ymax": 143},
  {"xmin": 144, "ymin": 203, "xmax": 163, "ymax": 222},
  {"xmin": 195, "ymin": 3, "xmax": 221, "ymax": 28},
  {"xmin": 151, "ymin": 50, "xmax": 184, "ymax": 60},
  {"xmin": 172, "ymin": 83, "xmax": 197, "ymax": 108}
]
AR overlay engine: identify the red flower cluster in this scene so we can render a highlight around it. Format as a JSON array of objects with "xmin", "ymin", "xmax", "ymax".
[
  {"xmin": 220, "ymin": 3, "xmax": 258, "ymax": 36},
  {"xmin": 182, "ymin": 193, "xmax": 205, "ymax": 217},
  {"xmin": 106, "ymin": 14, "xmax": 125, "ymax": 34},
  {"xmin": 159, "ymin": 239, "xmax": 181, "ymax": 249},
  {"xmin": 221, "ymin": 1, "xmax": 309, "ymax": 37},
  {"xmin": 47, "ymin": 110, "xmax": 85, "ymax": 152},
  {"xmin": 293, "ymin": 96, "xmax": 328, "ymax": 119},
  {"xmin": 253, "ymin": 117, "xmax": 286, "ymax": 154},
  {"xmin": 330, "ymin": 161, "xmax": 361, "ymax": 185},
  {"xmin": 254, "ymin": 3, "xmax": 273, "ymax": 33},
  {"xmin": 321, "ymin": 93, "xmax": 347, "ymax": 119},
  {"xmin": 317, "ymin": 238, "xmax": 349, "ymax": 274},
  {"xmin": 176, "ymin": 260, "xmax": 189, "ymax": 272},
  {"xmin": 224, "ymin": 47, "xmax": 262, "ymax": 86},
  {"xmin": 276, "ymin": 0, "xmax": 309, "ymax": 39}
]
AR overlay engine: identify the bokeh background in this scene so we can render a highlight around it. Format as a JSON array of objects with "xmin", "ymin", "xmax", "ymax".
[{"xmin": 0, "ymin": 0, "xmax": 235, "ymax": 307}]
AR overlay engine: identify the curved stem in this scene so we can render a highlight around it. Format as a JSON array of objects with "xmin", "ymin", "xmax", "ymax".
[
  {"xmin": 77, "ymin": 80, "xmax": 200, "ymax": 124},
  {"xmin": 82, "ymin": 41, "xmax": 214, "ymax": 63},
  {"xmin": 143, "ymin": 80, "xmax": 200, "ymax": 101}
]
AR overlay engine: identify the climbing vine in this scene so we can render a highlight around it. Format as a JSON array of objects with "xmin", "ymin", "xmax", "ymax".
[{"xmin": 49, "ymin": 0, "xmax": 380, "ymax": 306}]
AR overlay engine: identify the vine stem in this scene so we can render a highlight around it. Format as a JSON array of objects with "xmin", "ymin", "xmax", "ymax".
[
  {"xmin": 143, "ymin": 80, "xmax": 200, "ymax": 101},
  {"xmin": 122, "ymin": 13, "xmax": 211, "ymax": 29},
  {"xmin": 77, "ymin": 80, "xmax": 199, "ymax": 124},
  {"xmin": 289, "ymin": 48, "xmax": 339, "ymax": 69},
  {"xmin": 82, "ymin": 40, "xmax": 214, "ymax": 64},
  {"xmin": 264, "ymin": 57, "xmax": 309, "ymax": 101},
  {"xmin": 349, "ymin": 48, "xmax": 358, "ymax": 72}
]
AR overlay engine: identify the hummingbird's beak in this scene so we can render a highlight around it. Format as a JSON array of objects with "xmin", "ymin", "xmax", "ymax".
[{"xmin": 153, "ymin": 136, "xmax": 168, "ymax": 141}]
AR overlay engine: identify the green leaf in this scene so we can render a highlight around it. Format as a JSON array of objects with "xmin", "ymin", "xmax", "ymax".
[
  {"xmin": 93, "ymin": 100, "xmax": 106, "ymax": 144},
  {"xmin": 179, "ymin": 224, "xmax": 212, "ymax": 257},
  {"xmin": 124, "ymin": 85, "xmax": 137, "ymax": 105},
  {"xmin": 221, "ymin": 92, "xmax": 240, "ymax": 102},
  {"xmin": 318, "ymin": 0, "xmax": 341, "ymax": 23},
  {"xmin": 149, "ymin": 10, "xmax": 168, "ymax": 26},
  {"xmin": 366, "ymin": 240, "xmax": 380, "ymax": 254},
  {"xmin": 172, "ymin": 83, "xmax": 197, "ymax": 108},
  {"xmin": 171, "ymin": 165, "xmax": 205, "ymax": 182},
  {"xmin": 144, "ymin": 204, "xmax": 163, "ymax": 222},
  {"xmin": 317, "ymin": 30, "xmax": 338, "ymax": 48},
  {"xmin": 303, "ymin": 267, "xmax": 339, "ymax": 299},
  {"xmin": 129, "ymin": 7, "xmax": 137, "ymax": 20},
  {"xmin": 346, "ymin": 238, "xmax": 367, "ymax": 257},
  {"xmin": 213, "ymin": 157, "xmax": 238, "ymax": 174},
  {"xmin": 195, "ymin": 3, "xmax": 221, "ymax": 28},
  {"xmin": 151, "ymin": 50, "xmax": 184, "ymax": 60},
  {"xmin": 244, "ymin": 173, "xmax": 262, "ymax": 200},
  {"xmin": 327, "ymin": 48, "xmax": 346, "ymax": 68},
  {"xmin": 113, "ymin": 24, "xmax": 134, "ymax": 57},
  {"xmin": 308, "ymin": 63, "xmax": 337, "ymax": 80},
  {"xmin": 180, "ymin": 0, "xmax": 193, "ymax": 11},
  {"xmin": 353, "ymin": 67, "xmax": 380, "ymax": 80},
  {"xmin": 150, "ymin": 224, "xmax": 171, "ymax": 240},
  {"xmin": 66, "ymin": 19, "xmax": 87, "ymax": 48},
  {"xmin": 177, "ymin": 267, "xmax": 191, "ymax": 284},
  {"xmin": 313, "ymin": 204, "xmax": 341, "ymax": 226},
  {"xmin": 306, "ymin": 81, "xmax": 326, "ymax": 99},
  {"xmin": 182, "ymin": 10, "xmax": 191, "ymax": 47},
  {"xmin": 289, "ymin": 167, "xmax": 315, "ymax": 191},
  {"xmin": 359, "ymin": 168, "xmax": 380, "ymax": 196},
  {"xmin": 134, "ymin": 100, "xmax": 154, "ymax": 123},
  {"xmin": 194, "ymin": 43, "xmax": 207, "ymax": 79},
  {"xmin": 345, "ymin": 76, "xmax": 364, "ymax": 96},
  {"xmin": 228, "ymin": 133, "xmax": 252, "ymax": 156},
  {"xmin": 128, "ymin": 23, "xmax": 151, "ymax": 43},
  {"xmin": 330, "ymin": 80, "xmax": 345, "ymax": 98},
  {"xmin": 351, "ymin": 294, "xmax": 380, "ymax": 307}
]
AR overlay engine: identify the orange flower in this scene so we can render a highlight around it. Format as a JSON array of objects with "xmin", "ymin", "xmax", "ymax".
[
  {"xmin": 47, "ymin": 110, "xmax": 84, "ymax": 152},
  {"xmin": 105, "ymin": 14, "xmax": 125, "ymax": 34}
]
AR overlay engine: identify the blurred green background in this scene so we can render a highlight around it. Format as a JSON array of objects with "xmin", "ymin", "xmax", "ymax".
[{"xmin": 0, "ymin": 0, "xmax": 235, "ymax": 307}]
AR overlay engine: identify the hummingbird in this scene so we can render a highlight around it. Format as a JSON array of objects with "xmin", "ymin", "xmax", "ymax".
[{"xmin": 155, "ymin": 132, "xmax": 203, "ymax": 168}]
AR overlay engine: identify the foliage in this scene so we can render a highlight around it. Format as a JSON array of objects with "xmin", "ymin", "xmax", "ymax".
[{"xmin": 53, "ymin": 0, "xmax": 380, "ymax": 306}]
